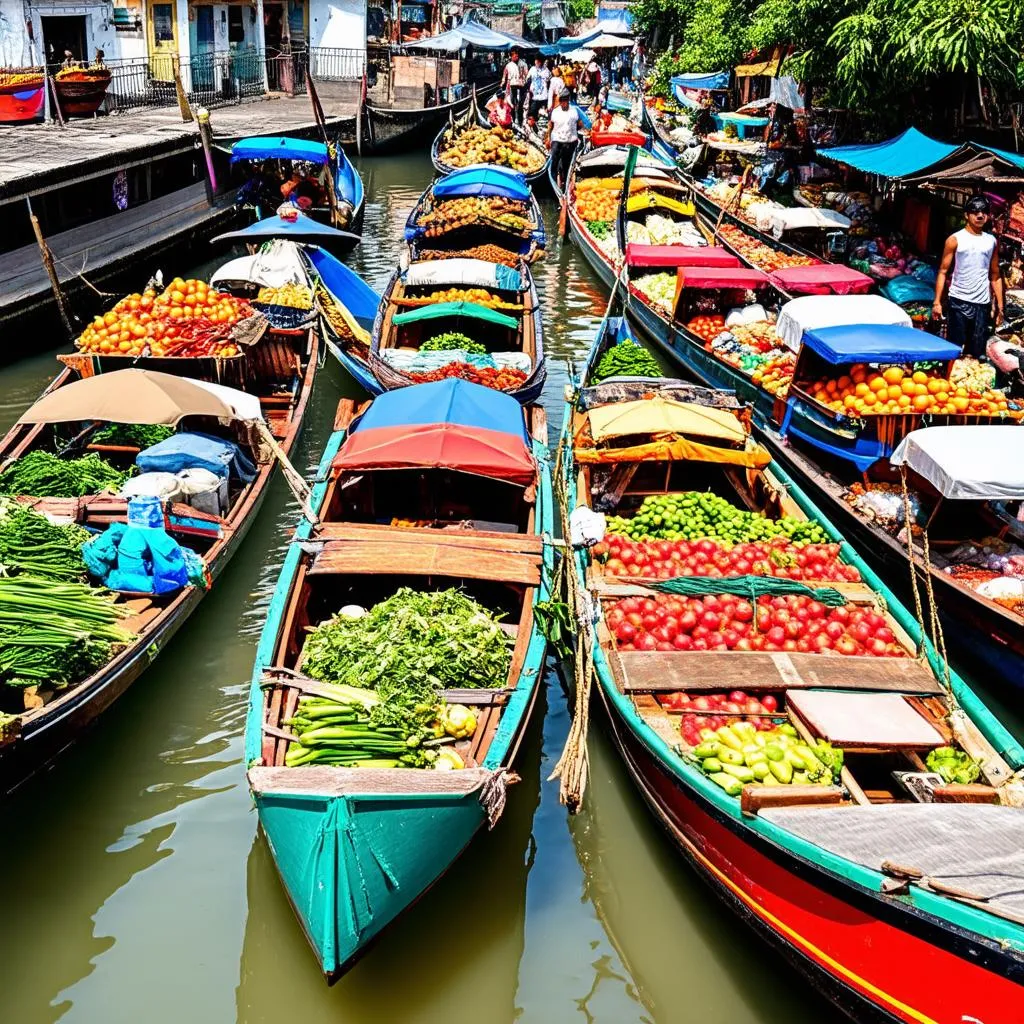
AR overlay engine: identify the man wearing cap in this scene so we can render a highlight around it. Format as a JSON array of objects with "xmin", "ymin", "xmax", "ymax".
[
  {"xmin": 933, "ymin": 195, "xmax": 1004, "ymax": 356},
  {"xmin": 501, "ymin": 49, "xmax": 528, "ymax": 125}
]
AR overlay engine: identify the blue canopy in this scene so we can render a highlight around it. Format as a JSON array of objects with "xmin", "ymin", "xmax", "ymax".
[
  {"xmin": 211, "ymin": 214, "xmax": 361, "ymax": 246},
  {"xmin": 802, "ymin": 324, "xmax": 961, "ymax": 365},
  {"xmin": 978, "ymin": 143, "xmax": 1024, "ymax": 169},
  {"xmin": 406, "ymin": 21, "xmax": 537, "ymax": 52},
  {"xmin": 671, "ymin": 71, "xmax": 729, "ymax": 91},
  {"xmin": 433, "ymin": 166, "xmax": 530, "ymax": 201},
  {"xmin": 817, "ymin": 127, "xmax": 957, "ymax": 180},
  {"xmin": 231, "ymin": 136, "xmax": 329, "ymax": 164},
  {"xmin": 304, "ymin": 247, "xmax": 380, "ymax": 328}
]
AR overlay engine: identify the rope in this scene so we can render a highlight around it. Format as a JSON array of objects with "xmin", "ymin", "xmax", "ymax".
[
  {"xmin": 252, "ymin": 418, "xmax": 318, "ymax": 527},
  {"xmin": 649, "ymin": 575, "xmax": 847, "ymax": 606}
]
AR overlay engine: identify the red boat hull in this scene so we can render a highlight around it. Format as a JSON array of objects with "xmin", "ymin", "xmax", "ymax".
[{"xmin": 599, "ymin": 686, "xmax": 1024, "ymax": 1024}]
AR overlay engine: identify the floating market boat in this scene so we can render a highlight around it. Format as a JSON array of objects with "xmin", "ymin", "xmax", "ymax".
[
  {"xmin": 0, "ymin": 314, "xmax": 318, "ymax": 792},
  {"xmin": 559, "ymin": 330, "xmax": 1024, "ymax": 1021},
  {"xmin": 245, "ymin": 377, "xmax": 553, "ymax": 979},
  {"xmin": 230, "ymin": 135, "xmax": 365, "ymax": 236},
  {"xmin": 361, "ymin": 88, "xmax": 485, "ymax": 156},
  {"xmin": 432, "ymin": 91, "xmax": 549, "ymax": 186}
]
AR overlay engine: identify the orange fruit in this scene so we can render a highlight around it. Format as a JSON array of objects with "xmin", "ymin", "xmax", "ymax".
[
  {"xmin": 870, "ymin": 376, "xmax": 887, "ymax": 392},
  {"xmin": 926, "ymin": 379, "xmax": 943, "ymax": 394},
  {"xmin": 837, "ymin": 375, "xmax": 852, "ymax": 391},
  {"xmin": 897, "ymin": 394, "xmax": 912, "ymax": 408},
  {"xmin": 912, "ymin": 370, "xmax": 929, "ymax": 385},
  {"xmin": 855, "ymin": 382, "xmax": 870, "ymax": 397},
  {"xmin": 913, "ymin": 383, "xmax": 928, "ymax": 396},
  {"xmin": 936, "ymin": 391, "xmax": 949, "ymax": 404},
  {"xmin": 883, "ymin": 366, "xmax": 904, "ymax": 385},
  {"xmin": 952, "ymin": 396, "xmax": 969, "ymax": 413},
  {"xmin": 900, "ymin": 379, "xmax": 917, "ymax": 395},
  {"xmin": 843, "ymin": 394, "xmax": 858, "ymax": 409},
  {"xmin": 912, "ymin": 394, "xmax": 931, "ymax": 411}
]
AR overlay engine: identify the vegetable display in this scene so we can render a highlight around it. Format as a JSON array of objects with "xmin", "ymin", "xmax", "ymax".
[
  {"xmin": 718, "ymin": 224, "xmax": 817, "ymax": 272},
  {"xmin": 257, "ymin": 283, "xmax": 312, "ymax": 309},
  {"xmin": 75, "ymin": 278, "xmax": 252, "ymax": 358},
  {"xmin": 90, "ymin": 423, "xmax": 175, "ymax": 448},
  {"xmin": 575, "ymin": 179, "xmax": 622, "ymax": 222},
  {"xmin": 420, "ymin": 332, "xmax": 487, "ymax": 354},
  {"xmin": 0, "ymin": 501, "xmax": 90, "ymax": 582},
  {"xmin": 605, "ymin": 591, "xmax": 905, "ymax": 657},
  {"xmin": 926, "ymin": 746, "xmax": 981, "ymax": 785},
  {"xmin": 605, "ymin": 493, "xmax": 830, "ymax": 545},
  {"xmin": 659, "ymin": 689, "xmax": 782, "ymax": 744},
  {"xmin": 750, "ymin": 353, "xmax": 796, "ymax": 396},
  {"xmin": 592, "ymin": 340, "xmax": 662, "ymax": 383},
  {"xmin": 438, "ymin": 125, "xmax": 544, "ymax": 174},
  {"xmin": 0, "ymin": 450, "xmax": 131, "ymax": 498},
  {"xmin": 632, "ymin": 273, "xmax": 677, "ymax": 312},
  {"xmin": 408, "ymin": 363, "xmax": 528, "ymax": 390},
  {"xmin": 586, "ymin": 220, "xmax": 613, "ymax": 241},
  {"xmin": 595, "ymin": 536, "xmax": 861, "ymax": 583}
]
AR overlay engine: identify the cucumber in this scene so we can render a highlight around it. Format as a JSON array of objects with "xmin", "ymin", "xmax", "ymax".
[
  {"xmin": 717, "ymin": 747, "xmax": 745, "ymax": 766},
  {"xmin": 702, "ymin": 757, "xmax": 723, "ymax": 774},
  {"xmin": 769, "ymin": 759, "xmax": 794, "ymax": 784},
  {"xmin": 721, "ymin": 763, "xmax": 755, "ymax": 783},
  {"xmin": 709, "ymin": 772, "xmax": 744, "ymax": 797}
]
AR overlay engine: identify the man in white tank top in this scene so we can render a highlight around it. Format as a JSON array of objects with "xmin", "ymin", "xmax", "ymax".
[{"xmin": 932, "ymin": 194, "xmax": 1003, "ymax": 357}]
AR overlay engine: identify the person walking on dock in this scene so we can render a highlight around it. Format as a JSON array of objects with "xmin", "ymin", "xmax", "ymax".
[
  {"xmin": 502, "ymin": 49, "xmax": 528, "ymax": 125},
  {"xmin": 932, "ymin": 194, "xmax": 1004, "ymax": 356},
  {"xmin": 546, "ymin": 92, "xmax": 584, "ymax": 192},
  {"xmin": 527, "ymin": 56, "xmax": 550, "ymax": 123}
]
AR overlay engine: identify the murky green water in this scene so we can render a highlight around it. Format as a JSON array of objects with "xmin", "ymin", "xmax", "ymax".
[{"xmin": 0, "ymin": 154, "xmax": 1015, "ymax": 1024}]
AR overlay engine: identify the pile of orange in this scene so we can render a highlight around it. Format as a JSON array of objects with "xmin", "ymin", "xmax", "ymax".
[
  {"xmin": 76, "ymin": 278, "xmax": 251, "ymax": 357},
  {"xmin": 807, "ymin": 363, "xmax": 1009, "ymax": 417}
]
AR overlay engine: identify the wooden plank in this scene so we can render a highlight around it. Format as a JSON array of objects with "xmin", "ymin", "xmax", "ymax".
[
  {"xmin": 788, "ymin": 708, "xmax": 871, "ymax": 806},
  {"xmin": 787, "ymin": 691, "xmax": 944, "ymax": 749},
  {"xmin": 634, "ymin": 694, "xmax": 683, "ymax": 749},
  {"xmin": 740, "ymin": 785, "xmax": 844, "ymax": 815},
  {"xmin": 313, "ymin": 521, "xmax": 543, "ymax": 553},
  {"xmin": 248, "ymin": 764, "xmax": 494, "ymax": 797},
  {"xmin": 308, "ymin": 539, "xmax": 542, "ymax": 585},
  {"xmin": 613, "ymin": 650, "xmax": 944, "ymax": 695}
]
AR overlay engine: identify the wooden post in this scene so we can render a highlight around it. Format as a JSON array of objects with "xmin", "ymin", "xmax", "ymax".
[
  {"xmin": 173, "ymin": 56, "xmax": 193, "ymax": 122},
  {"xmin": 195, "ymin": 107, "xmax": 218, "ymax": 204},
  {"xmin": 45, "ymin": 70, "xmax": 66, "ymax": 128},
  {"xmin": 305, "ymin": 68, "xmax": 342, "ymax": 228},
  {"xmin": 26, "ymin": 197, "xmax": 75, "ymax": 341},
  {"xmin": 356, "ymin": 71, "xmax": 366, "ymax": 157}
]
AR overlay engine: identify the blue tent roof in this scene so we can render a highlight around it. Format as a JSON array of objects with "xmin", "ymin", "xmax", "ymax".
[
  {"xmin": 978, "ymin": 143, "xmax": 1024, "ymax": 169},
  {"xmin": 817, "ymin": 128, "xmax": 958, "ymax": 180},
  {"xmin": 433, "ymin": 166, "xmax": 531, "ymax": 201},
  {"xmin": 405, "ymin": 21, "xmax": 538, "ymax": 52},
  {"xmin": 671, "ymin": 71, "xmax": 729, "ymax": 91},
  {"xmin": 211, "ymin": 214, "xmax": 361, "ymax": 246},
  {"xmin": 231, "ymin": 136, "xmax": 329, "ymax": 164},
  {"xmin": 304, "ymin": 247, "xmax": 380, "ymax": 328},
  {"xmin": 802, "ymin": 324, "xmax": 961, "ymax": 365}
]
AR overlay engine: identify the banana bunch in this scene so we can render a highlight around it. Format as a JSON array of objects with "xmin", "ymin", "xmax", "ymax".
[{"xmin": 257, "ymin": 283, "xmax": 312, "ymax": 309}]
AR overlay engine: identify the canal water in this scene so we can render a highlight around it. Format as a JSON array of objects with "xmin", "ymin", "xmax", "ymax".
[{"xmin": 0, "ymin": 153, "xmax": 1016, "ymax": 1024}]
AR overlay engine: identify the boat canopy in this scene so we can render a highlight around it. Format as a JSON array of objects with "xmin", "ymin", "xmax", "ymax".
[
  {"xmin": 333, "ymin": 378, "xmax": 534, "ymax": 485},
  {"xmin": 405, "ymin": 21, "xmax": 536, "ymax": 53},
  {"xmin": 17, "ymin": 369, "xmax": 259, "ymax": 425},
  {"xmin": 671, "ymin": 71, "xmax": 729, "ymax": 91},
  {"xmin": 890, "ymin": 426, "xmax": 1024, "ymax": 500},
  {"xmin": 230, "ymin": 136, "xmax": 328, "ymax": 164},
  {"xmin": 678, "ymin": 266, "xmax": 769, "ymax": 290},
  {"xmin": 588, "ymin": 397, "xmax": 749, "ymax": 444},
  {"xmin": 404, "ymin": 258, "xmax": 524, "ymax": 291},
  {"xmin": 592, "ymin": 129, "xmax": 648, "ymax": 149},
  {"xmin": 768, "ymin": 264, "xmax": 873, "ymax": 296},
  {"xmin": 304, "ymin": 246, "xmax": 380, "ymax": 328},
  {"xmin": 776, "ymin": 294, "xmax": 912, "ymax": 351},
  {"xmin": 626, "ymin": 244, "xmax": 740, "ymax": 269},
  {"xmin": 393, "ymin": 301, "xmax": 518, "ymax": 329},
  {"xmin": 801, "ymin": 324, "xmax": 961, "ymax": 365},
  {"xmin": 433, "ymin": 166, "xmax": 531, "ymax": 201},
  {"xmin": 817, "ymin": 127, "xmax": 957, "ymax": 180},
  {"xmin": 212, "ymin": 214, "xmax": 361, "ymax": 246}
]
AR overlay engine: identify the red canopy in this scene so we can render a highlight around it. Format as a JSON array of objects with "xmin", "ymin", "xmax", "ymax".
[
  {"xmin": 626, "ymin": 244, "xmax": 741, "ymax": 269},
  {"xmin": 768, "ymin": 264, "xmax": 874, "ymax": 296},
  {"xmin": 677, "ymin": 266, "xmax": 770, "ymax": 290},
  {"xmin": 592, "ymin": 130, "xmax": 648, "ymax": 148}
]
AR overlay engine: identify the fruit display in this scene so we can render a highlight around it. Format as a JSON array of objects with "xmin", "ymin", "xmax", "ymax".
[
  {"xmin": 604, "ymin": 591, "xmax": 905, "ymax": 657},
  {"xmin": 256, "ymin": 283, "xmax": 312, "ymax": 309},
  {"xmin": 592, "ymin": 340, "xmax": 662, "ymax": 383},
  {"xmin": 687, "ymin": 719, "xmax": 844, "ymax": 795},
  {"xmin": 718, "ymin": 224, "xmax": 818, "ymax": 272},
  {"xmin": 420, "ymin": 332, "xmax": 487, "ymax": 354},
  {"xmin": 686, "ymin": 313, "xmax": 726, "ymax": 341},
  {"xmin": 575, "ymin": 179, "xmax": 622, "ymax": 222},
  {"xmin": 438, "ymin": 125, "xmax": 545, "ymax": 174},
  {"xmin": 751, "ymin": 352, "xmax": 796, "ymax": 395},
  {"xmin": 630, "ymin": 213, "xmax": 707, "ymax": 248},
  {"xmin": 803, "ymin": 363, "xmax": 1012, "ymax": 417},
  {"xmin": 594, "ymin": 535, "xmax": 861, "ymax": 583},
  {"xmin": 76, "ymin": 278, "xmax": 252, "ymax": 358},
  {"xmin": 0, "ymin": 70, "xmax": 43, "ymax": 87},
  {"xmin": 659, "ymin": 690, "xmax": 782, "ymax": 734},
  {"xmin": 408, "ymin": 287, "xmax": 521, "ymax": 311},
  {"xmin": 633, "ymin": 272, "xmax": 677, "ymax": 312},
  {"xmin": 407, "ymin": 363, "xmax": 528, "ymax": 390},
  {"xmin": 417, "ymin": 196, "xmax": 532, "ymax": 237},
  {"xmin": 605, "ymin": 492, "xmax": 830, "ymax": 545},
  {"xmin": 416, "ymin": 244, "xmax": 524, "ymax": 268},
  {"xmin": 587, "ymin": 220, "xmax": 613, "ymax": 240},
  {"xmin": 949, "ymin": 357, "xmax": 997, "ymax": 392}
]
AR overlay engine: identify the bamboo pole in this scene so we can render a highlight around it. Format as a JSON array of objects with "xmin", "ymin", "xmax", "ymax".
[
  {"xmin": 173, "ymin": 56, "xmax": 193, "ymax": 122},
  {"xmin": 305, "ymin": 68, "xmax": 342, "ymax": 228},
  {"xmin": 195, "ymin": 108, "xmax": 218, "ymax": 205},
  {"xmin": 26, "ymin": 197, "xmax": 74, "ymax": 341}
]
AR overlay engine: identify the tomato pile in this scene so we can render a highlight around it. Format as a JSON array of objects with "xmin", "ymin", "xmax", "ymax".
[
  {"xmin": 595, "ymin": 536, "xmax": 861, "ymax": 582},
  {"xmin": 407, "ymin": 362, "xmax": 528, "ymax": 390},
  {"xmin": 76, "ymin": 278, "xmax": 251, "ymax": 358},
  {"xmin": 660, "ymin": 690, "xmax": 782, "ymax": 745},
  {"xmin": 686, "ymin": 314, "xmax": 726, "ymax": 342},
  {"xmin": 605, "ymin": 592, "xmax": 904, "ymax": 657}
]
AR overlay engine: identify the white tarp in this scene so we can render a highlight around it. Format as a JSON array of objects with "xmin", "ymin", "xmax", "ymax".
[
  {"xmin": 210, "ymin": 240, "xmax": 308, "ymax": 290},
  {"xmin": 890, "ymin": 426, "xmax": 1024, "ymax": 501},
  {"xmin": 189, "ymin": 378, "xmax": 264, "ymax": 422},
  {"xmin": 747, "ymin": 202, "xmax": 850, "ymax": 238},
  {"xmin": 776, "ymin": 294, "xmax": 911, "ymax": 352},
  {"xmin": 403, "ymin": 258, "xmax": 523, "ymax": 290}
]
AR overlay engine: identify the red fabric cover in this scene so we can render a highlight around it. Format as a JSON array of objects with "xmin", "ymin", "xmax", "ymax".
[
  {"xmin": 768, "ymin": 264, "xmax": 874, "ymax": 296},
  {"xmin": 333, "ymin": 423, "xmax": 535, "ymax": 486},
  {"xmin": 677, "ymin": 266, "xmax": 770, "ymax": 290},
  {"xmin": 626, "ymin": 244, "xmax": 741, "ymax": 269},
  {"xmin": 592, "ymin": 131, "xmax": 648, "ymax": 147}
]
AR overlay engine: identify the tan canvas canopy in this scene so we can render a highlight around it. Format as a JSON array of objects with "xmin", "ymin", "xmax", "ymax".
[{"xmin": 18, "ymin": 369, "xmax": 246, "ymax": 426}]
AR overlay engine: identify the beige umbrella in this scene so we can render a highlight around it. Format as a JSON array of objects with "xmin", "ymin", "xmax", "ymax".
[{"xmin": 18, "ymin": 368, "xmax": 240, "ymax": 426}]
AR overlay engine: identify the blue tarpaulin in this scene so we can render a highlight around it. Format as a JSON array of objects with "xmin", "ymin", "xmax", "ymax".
[
  {"xmin": 671, "ymin": 71, "xmax": 729, "ymax": 91},
  {"xmin": 231, "ymin": 137, "xmax": 328, "ymax": 164},
  {"xmin": 211, "ymin": 213, "xmax": 361, "ymax": 247},
  {"xmin": 817, "ymin": 127, "xmax": 958, "ymax": 180},
  {"xmin": 433, "ymin": 166, "xmax": 531, "ymax": 200},
  {"xmin": 304, "ymin": 247, "xmax": 380, "ymax": 329},
  {"xmin": 802, "ymin": 324, "xmax": 961, "ymax": 365},
  {"xmin": 138, "ymin": 433, "xmax": 256, "ymax": 481},
  {"xmin": 405, "ymin": 21, "xmax": 537, "ymax": 52}
]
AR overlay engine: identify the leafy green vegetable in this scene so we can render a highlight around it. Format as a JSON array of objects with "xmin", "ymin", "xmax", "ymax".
[
  {"xmin": 420, "ymin": 332, "xmax": 487, "ymax": 354},
  {"xmin": 0, "ymin": 450, "xmax": 130, "ymax": 498},
  {"xmin": 587, "ymin": 220, "xmax": 612, "ymax": 240},
  {"xmin": 592, "ymin": 340, "xmax": 663, "ymax": 383},
  {"xmin": 926, "ymin": 746, "xmax": 981, "ymax": 785},
  {"xmin": 91, "ymin": 424, "xmax": 175, "ymax": 448},
  {"xmin": 0, "ymin": 500, "xmax": 90, "ymax": 582}
]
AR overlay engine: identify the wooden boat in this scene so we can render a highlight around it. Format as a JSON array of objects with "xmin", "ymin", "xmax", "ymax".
[
  {"xmin": 229, "ymin": 135, "xmax": 365, "ymax": 241},
  {"xmin": 361, "ymin": 87, "xmax": 489, "ymax": 155},
  {"xmin": 54, "ymin": 67, "xmax": 112, "ymax": 117},
  {"xmin": 0, "ymin": 319, "xmax": 318, "ymax": 793},
  {"xmin": 245, "ymin": 377, "xmax": 553, "ymax": 979},
  {"xmin": 560, "ymin": 337, "xmax": 1024, "ymax": 1021},
  {"xmin": 368, "ymin": 256, "xmax": 546, "ymax": 405}
]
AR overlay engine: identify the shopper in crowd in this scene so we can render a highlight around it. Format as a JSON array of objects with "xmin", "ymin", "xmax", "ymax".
[
  {"xmin": 546, "ymin": 92, "xmax": 585, "ymax": 192},
  {"xmin": 526, "ymin": 55, "xmax": 550, "ymax": 122},
  {"xmin": 932, "ymin": 194, "xmax": 1004, "ymax": 357},
  {"xmin": 548, "ymin": 65, "xmax": 566, "ymax": 111},
  {"xmin": 501, "ymin": 48, "xmax": 528, "ymax": 124},
  {"xmin": 488, "ymin": 89, "xmax": 514, "ymax": 129},
  {"xmin": 581, "ymin": 57, "xmax": 601, "ymax": 100}
]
